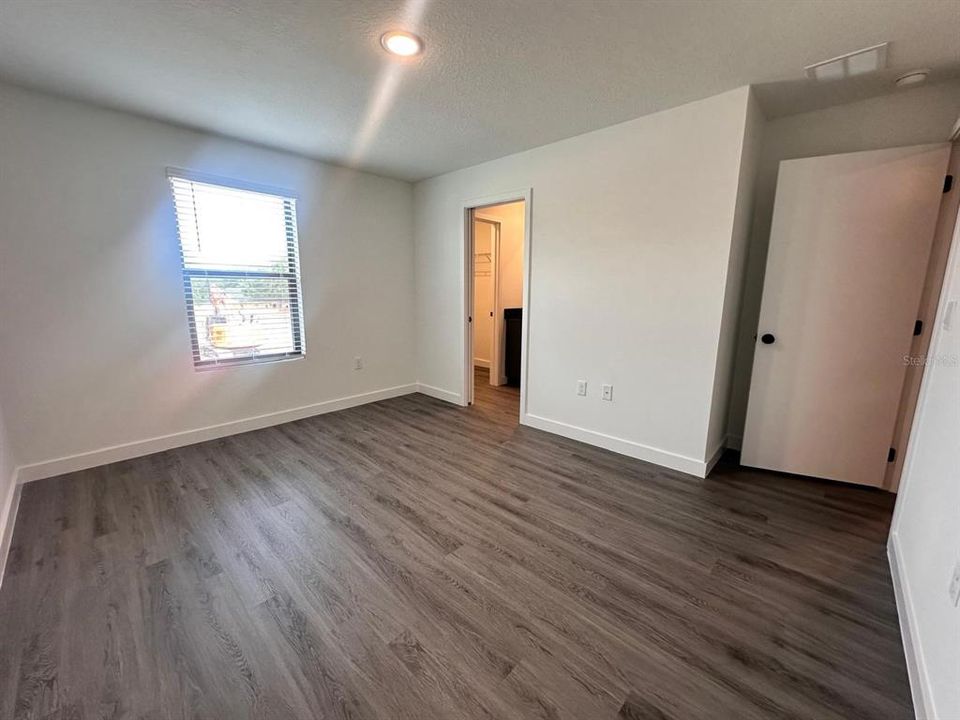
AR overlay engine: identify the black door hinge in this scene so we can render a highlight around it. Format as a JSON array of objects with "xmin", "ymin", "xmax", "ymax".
[
  {"xmin": 888, "ymin": 447, "xmax": 896, "ymax": 463},
  {"xmin": 945, "ymin": 175, "xmax": 954, "ymax": 193},
  {"xmin": 914, "ymin": 320, "xmax": 923, "ymax": 336}
]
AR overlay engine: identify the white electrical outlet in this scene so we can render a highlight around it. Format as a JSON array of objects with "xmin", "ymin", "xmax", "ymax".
[
  {"xmin": 354, "ymin": 356, "xmax": 363, "ymax": 370},
  {"xmin": 949, "ymin": 560, "xmax": 960, "ymax": 607},
  {"xmin": 601, "ymin": 384, "xmax": 613, "ymax": 401},
  {"xmin": 576, "ymin": 380, "xmax": 587, "ymax": 396}
]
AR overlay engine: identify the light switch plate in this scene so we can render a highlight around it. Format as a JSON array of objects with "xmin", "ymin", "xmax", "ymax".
[
  {"xmin": 949, "ymin": 560, "xmax": 960, "ymax": 606},
  {"xmin": 576, "ymin": 380, "xmax": 587, "ymax": 396},
  {"xmin": 601, "ymin": 384, "xmax": 613, "ymax": 401},
  {"xmin": 943, "ymin": 299, "xmax": 957, "ymax": 331}
]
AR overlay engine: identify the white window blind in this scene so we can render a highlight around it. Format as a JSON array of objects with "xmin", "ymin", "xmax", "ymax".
[{"xmin": 168, "ymin": 171, "xmax": 305, "ymax": 368}]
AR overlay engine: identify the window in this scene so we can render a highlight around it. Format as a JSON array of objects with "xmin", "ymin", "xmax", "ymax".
[{"xmin": 168, "ymin": 171, "xmax": 305, "ymax": 368}]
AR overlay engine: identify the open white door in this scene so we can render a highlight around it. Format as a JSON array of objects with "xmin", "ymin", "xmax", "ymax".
[{"xmin": 742, "ymin": 144, "xmax": 950, "ymax": 488}]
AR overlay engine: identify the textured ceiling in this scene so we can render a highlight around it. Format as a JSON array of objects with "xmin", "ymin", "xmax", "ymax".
[{"xmin": 0, "ymin": 0, "xmax": 958, "ymax": 181}]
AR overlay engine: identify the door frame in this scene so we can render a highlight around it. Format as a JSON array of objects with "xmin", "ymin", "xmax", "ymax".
[
  {"xmin": 473, "ymin": 214, "xmax": 502, "ymax": 384},
  {"xmin": 885, "ymin": 142, "xmax": 960, "ymax": 491},
  {"xmin": 460, "ymin": 188, "xmax": 532, "ymax": 420}
]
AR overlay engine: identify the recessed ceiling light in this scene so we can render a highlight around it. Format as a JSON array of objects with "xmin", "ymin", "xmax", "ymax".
[
  {"xmin": 804, "ymin": 42, "xmax": 889, "ymax": 81},
  {"xmin": 380, "ymin": 31, "xmax": 423, "ymax": 57},
  {"xmin": 896, "ymin": 69, "xmax": 930, "ymax": 88}
]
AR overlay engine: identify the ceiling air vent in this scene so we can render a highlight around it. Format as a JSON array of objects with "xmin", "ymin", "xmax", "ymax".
[{"xmin": 804, "ymin": 42, "xmax": 889, "ymax": 81}]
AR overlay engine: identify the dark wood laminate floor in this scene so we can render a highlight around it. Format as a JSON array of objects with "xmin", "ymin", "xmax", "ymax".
[{"xmin": 0, "ymin": 368, "xmax": 912, "ymax": 720}]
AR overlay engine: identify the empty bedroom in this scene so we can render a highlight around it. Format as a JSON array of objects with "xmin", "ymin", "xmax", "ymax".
[{"xmin": 0, "ymin": 1, "xmax": 958, "ymax": 718}]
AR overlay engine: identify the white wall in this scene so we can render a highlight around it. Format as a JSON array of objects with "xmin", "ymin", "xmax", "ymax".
[
  {"xmin": 704, "ymin": 89, "xmax": 764, "ymax": 458},
  {"xmin": 0, "ymin": 83, "xmax": 416, "ymax": 478},
  {"xmin": 481, "ymin": 202, "xmax": 525, "ymax": 310},
  {"xmin": 728, "ymin": 81, "xmax": 960, "ymax": 442},
  {"xmin": 0, "ymin": 400, "xmax": 18, "ymax": 582},
  {"xmin": 414, "ymin": 87, "xmax": 755, "ymax": 475},
  {"xmin": 889, "ymin": 202, "xmax": 960, "ymax": 720}
]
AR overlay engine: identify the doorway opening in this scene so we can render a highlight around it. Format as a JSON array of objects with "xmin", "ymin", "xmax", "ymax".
[{"xmin": 466, "ymin": 198, "xmax": 527, "ymax": 422}]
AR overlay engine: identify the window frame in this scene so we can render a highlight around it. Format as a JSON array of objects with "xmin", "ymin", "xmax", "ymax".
[{"xmin": 167, "ymin": 168, "xmax": 306, "ymax": 370}]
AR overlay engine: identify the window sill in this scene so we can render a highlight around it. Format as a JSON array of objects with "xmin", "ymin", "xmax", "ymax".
[{"xmin": 193, "ymin": 353, "xmax": 305, "ymax": 372}]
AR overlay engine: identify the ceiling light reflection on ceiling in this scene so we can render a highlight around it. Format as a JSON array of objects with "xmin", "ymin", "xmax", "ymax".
[{"xmin": 380, "ymin": 31, "xmax": 423, "ymax": 57}]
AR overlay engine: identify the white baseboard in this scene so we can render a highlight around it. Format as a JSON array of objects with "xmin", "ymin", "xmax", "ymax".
[
  {"xmin": 726, "ymin": 433, "xmax": 743, "ymax": 451},
  {"xmin": 15, "ymin": 384, "xmax": 418, "ymax": 484},
  {"xmin": 521, "ymin": 412, "xmax": 710, "ymax": 478},
  {"xmin": 704, "ymin": 439, "xmax": 727, "ymax": 476},
  {"xmin": 888, "ymin": 531, "xmax": 933, "ymax": 720},
  {"xmin": 0, "ymin": 471, "xmax": 21, "ymax": 588},
  {"xmin": 416, "ymin": 383, "xmax": 463, "ymax": 405},
  {"xmin": 473, "ymin": 359, "xmax": 491, "ymax": 369}
]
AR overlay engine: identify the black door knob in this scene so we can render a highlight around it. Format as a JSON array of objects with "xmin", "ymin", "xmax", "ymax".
[{"xmin": 761, "ymin": 333, "xmax": 776, "ymax": 345}]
